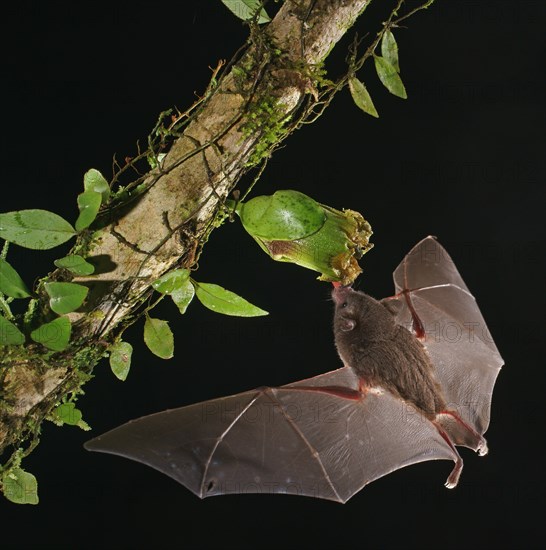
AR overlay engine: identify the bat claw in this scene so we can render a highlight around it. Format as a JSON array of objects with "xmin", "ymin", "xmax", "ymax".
[
  {"xmin": 445, "ymin": 460, "xmax": 462, "ymax": 489},
  {"xmin": 477, "ymin": 440, "xmax": 489, "ymax": 456}
]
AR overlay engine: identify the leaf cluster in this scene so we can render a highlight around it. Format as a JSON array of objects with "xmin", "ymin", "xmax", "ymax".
[
  {"xmin": 0, "ymin": 169, "xmax": 108, "ymax": 352},
  {"xmin": 349, "ymin": 30, "xmax": 406, "ymax": 118},
  {"xmin": 135, "ymin": 269, "xmax": 268, "ymax": 363}
]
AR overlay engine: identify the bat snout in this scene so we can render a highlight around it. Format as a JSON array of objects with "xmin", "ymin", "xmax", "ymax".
[{"xmin": 332, "ymin": 285, "xmax": 353, "ymax": 304}]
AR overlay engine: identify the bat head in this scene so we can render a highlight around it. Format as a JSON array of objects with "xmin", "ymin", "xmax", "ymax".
[
  {"xmin": 332, "ymin": 286, "xmax": 360, "ymax": 332},
  {"xmin": 332, "ymin": 286, "xmax": 396, "ymax": 353}
]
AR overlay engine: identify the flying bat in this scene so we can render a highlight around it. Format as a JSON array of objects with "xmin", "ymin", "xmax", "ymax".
[{"xmin": 85, "ymin": 236, "xmax": 503, "ymax": 503}]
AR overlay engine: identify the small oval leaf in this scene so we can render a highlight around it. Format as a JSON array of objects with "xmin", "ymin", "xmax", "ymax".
[
  {"xmin": 0, "ymin": 209, "xmax": 75, "ymax": 250},
  {"xmin": 109, "ymin": 341, "xmax": 133, "ymax": 381},
  {"xmin": 152, "ymin": 269, "xmax": 190, "ymax": 294},
  {"xmin": 239, "ymin": 190, "xmax": 326, "ymax": 241},
  {"xmin": 44, "ymin": 282, "xmax": 88, "ymax": 314},
  {"xmin": 0, "ymin": 316, "xmax": 25, "ymax": 346},
  {"xmin": 171, "ymin": 280, "xmax": 195, "ymax": 314},
  {"xmin": 54, "ymin": 255, "xmax": 95, "ymax": 276},
  {"xmin": 381, "ymin": 30, "xmax": 400, "ymax": 72},
  {"xmin": 348, "ymin": 77, "xmax": 379, "ymax": 118},
  {"xmin": 221, "ymin": 0, "xmax": 270, "ymax": 24},
  {"xmin": 75, "ymin": 191, "xmax": 102, "ymax": 231},
  {"xmin": 83, "ymin": 168, "xmax": 110, "ymax": 202},
  {"xmin": 0, "ymin": 257, "xmax": 31, "ymax": 298},
  {"xmin": 147, "ymin": 153, "xmax": 167, "ymax": 170},
  {"xmin": 144, "ymin": 317, "xmax": 174, "ymax": 359},
  {"xmin": 2, "ymin": 468, "xmax": 39, "ymax": 505},
  {"xmin": 193, "ymin": 282, "xmax": 268, "ymax": 317},
  {"xmin": 30, "ymin": 316, "xmax": 71, "ymax": 351},
  {"xmin": 374, "ymin": 55, "xmax": 407, "ymax": 99},
  {"xmin": 53, "ymin": 402, "xmax": 82, "ymax": 426}
]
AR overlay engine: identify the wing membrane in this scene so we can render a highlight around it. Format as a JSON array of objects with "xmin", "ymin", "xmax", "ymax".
[{"xmin": 86, "ymin": 367, "xmax": 458, "ymax": 503}]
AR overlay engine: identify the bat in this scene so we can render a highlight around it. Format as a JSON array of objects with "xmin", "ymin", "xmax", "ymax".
[{"xmin": 85, "ymin": 236, "xmax": 503, "ymax": 503}]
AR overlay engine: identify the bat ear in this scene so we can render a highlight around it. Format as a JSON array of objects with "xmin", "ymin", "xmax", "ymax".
[
  {"xmin": 380, "ymin": 297, "xmax": 403, "ymax": 317},
  {"xmin": 339, "ymin": 317, "xmax": 356, "ymax": 332}
]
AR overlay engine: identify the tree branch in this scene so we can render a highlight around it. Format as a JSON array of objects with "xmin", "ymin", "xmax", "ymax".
[
  {"xmin": 74, "ymin": 0, "xmax": 372, "ymax": 337},
  {"xmin": 1, "ymin": 0, "xmax": 409, "ymax": 485}
]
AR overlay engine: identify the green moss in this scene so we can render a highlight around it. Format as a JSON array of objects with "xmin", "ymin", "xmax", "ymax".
[{"xmin": 242, "ymin": 95, "xmax": 290, "ymax": 167}]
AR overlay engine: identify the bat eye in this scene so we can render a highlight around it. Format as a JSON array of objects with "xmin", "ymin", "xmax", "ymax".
[{"xmin": 341, "ymin": 302, "xmax": 348, "ymax": 308}]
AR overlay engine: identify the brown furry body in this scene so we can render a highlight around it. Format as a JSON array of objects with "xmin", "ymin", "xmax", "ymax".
[{"xmin": 333, "ymin": 286, "xmax": 446, "ymax": 418}]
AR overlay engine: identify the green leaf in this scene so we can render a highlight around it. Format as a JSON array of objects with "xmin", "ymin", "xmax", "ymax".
[
  {"xmin": 75, "ymin": 191, "xmax": 102, "ymax": 231},
  {"xmin": 171, "ymin": 280, "xmax": 195, "ymax": 314},
  {"xmin": 2, "ymin": 468, "xmax": 39, "ymax": 505},
  {"xmin": 144, "ymin": 317, "xmax": 174, "ymax": 359},
  {"xmin": 0, "ymin": 316, "xmax": 25, "ymax": 346},
  {"xmin": 54, "ymin": 255, "xmax": 95, "ymax": 276},
  {"xmin": 239, "ymin": 190, "xmax": 326, "ymax": 240},
  {"xmin": 53, "ymin": 402, "xmax": 82, "ymax": 426},
  {"xmin": 147, "ymin": 153, "xmax": 167, "ymax": 170},
  {"xmin": 83, "ymin": 168, "xmax": 110, "ymax": 202},
  {"xmin": 45, "ymin": 282, "xmax": 88, "ymax": 314},
  {"xmin": 381, "ymin": 30, "xmax": 400, "ymax": 72},
  {"xmin": 193, "ymin": 282, "xmax": 268, "ymax": 317},
  {"xmin": 0, "ymin": 209, "xmax": 76, "ymax": 250},
  {"xmin": 152, "ymin": 269, "xmax": 190, "ymax": 294},
  {"xmin": 221, "ymin": 0, "xmax": 270, "ymax": 24},
  {"xmin": 0, "ymin": 257, "xmax": 31, "ymax": 298},
  {"xmin": 30, "ymin": 316, "xmax": 71, "ymax": 351},
  {"xmin": 374, "ymin": 55, "xmax": 407, "ymax": 99},
  {"xmin": 109, "ymin": 341, "xmax": 133, "ymax": 381},
  {"xmin": 348, "ymin": 77, "xmax": 379, "ymax": 118}
]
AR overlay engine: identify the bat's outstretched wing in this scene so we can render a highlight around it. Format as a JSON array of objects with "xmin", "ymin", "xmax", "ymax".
[
  {"xmin": 86, "ymin": 236, "xmax": 502, "ymax": 501},
  {"xmin": 386, "ymin": 236, "xmax": 504, "ymax": 440},
  {"xmin": 85, "ymin": 366, "xmax": 458, "ymax": 503}
]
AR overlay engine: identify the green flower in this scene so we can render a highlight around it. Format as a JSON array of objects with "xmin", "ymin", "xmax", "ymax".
[{"xmin": 233, "ymin": 190, "xmax": 373, "ymax": 285}]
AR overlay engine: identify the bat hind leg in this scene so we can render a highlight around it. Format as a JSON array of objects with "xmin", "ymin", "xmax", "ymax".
[
  {"xmin": 436, "ymin": 411, "xmax": 488, "ymax": 456},
  {"xmin": 433, "ymin": 421, "xmax": 464, "ymax": 489}
]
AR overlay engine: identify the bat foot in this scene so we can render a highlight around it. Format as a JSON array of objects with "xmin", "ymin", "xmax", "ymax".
[
  {"xmin": 433, "ymin": 419, "xmax": 464, "ymax": 489},
  {"xmin": 444, "ymin": 459, "xmax": 463, "ymax": 489}
]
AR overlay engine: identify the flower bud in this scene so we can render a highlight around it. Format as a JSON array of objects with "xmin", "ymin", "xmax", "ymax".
[{"xmin": 235, "ymin": 190, "xmax": 372, "ymax": 285}]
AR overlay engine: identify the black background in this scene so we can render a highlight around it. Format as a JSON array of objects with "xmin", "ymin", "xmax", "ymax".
[{"xmin": 1, "ymin": 1, "xmax": 544, "ymax": 548}]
